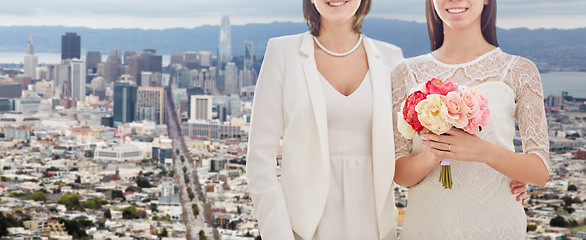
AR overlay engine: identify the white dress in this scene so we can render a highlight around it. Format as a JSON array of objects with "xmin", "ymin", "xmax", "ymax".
[
  {"xmin": 391, "ymin": 48, "xmax": 550, "ymax": 239},
  {"xmin": 313, "ymin": 71, "xmax": 380, "ymax": 240}
]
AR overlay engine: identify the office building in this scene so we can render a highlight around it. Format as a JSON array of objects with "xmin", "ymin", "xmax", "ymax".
[
  {"xmin": 137, "ymin": 86, "xmax": 166, "ymax": 124},
  {"xmin": 61, "ymin": 32, "xmax": 81, "ymax": 60},
  {"xmin": 141, "ymin": 71, "xmax": 153, "ymax": 87},
  {"xmin": 123, "ymin": 51, "xmax": 136, "ymax": 65},
  {"xmin": 86, "ymin": 51, "xmax": 102, "ymax": 73},
  {"xmin": 24, "ymin": 32, "xmax": 38, "ymax": 79},
  {"xmin": 200, "ymin": 51, "xmax": 212, "ymax": 68},
  {"xmin": 173, "ymin": 65, "xmax": 190, "ymax": 89},
  {"xmin": 190, "ymin": 95, "xmax": 213, "ymax": 121},
  {"xmin": 170, "ymin": 52, "xmax": 184, "ymax": 66},
  {"xmin": 70, "ymin": 59, "xmax": 86, "ymax": 101},
  {"xmin": 185, "ymin": 51, "xmax": 199, "ymax": 69},
  {"xmin": 113, "ymin": 82, "xmax": 137, "ymax": 125},
  {"xmin": 0, "ymin": 83, "xmax": 22, "ymax": 99},
  {"xmin": 103, "ymin": 55, "xmax": 120, "ymax": 84},
  {"xmin": 224, "ymin": 62, "xmax": 238, "ymax": 95},
  {"xmin": 110, "ymin": 48, "xmax": 122, "ymax": 64},
  {"xmin": 141, "ymin": 49, "xmax": 163, "ymax": 73},
  {"xmin": 128, "ymin": 56, "xmax": 144, "ymax": 85}
]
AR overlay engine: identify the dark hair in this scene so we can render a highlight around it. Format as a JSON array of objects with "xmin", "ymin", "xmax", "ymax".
[
  {"xmin": 303, "ymin": 0, "xmax": 372, "ymax": 37},
  {"xmin": 425, "ymin": 0, "xmax": 498, "ymax": 51}
]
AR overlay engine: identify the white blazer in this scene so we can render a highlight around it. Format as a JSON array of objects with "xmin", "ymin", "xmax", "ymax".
[{"xmin": 246, "ymin": 32, "xmax": 403, "ymax": 240}]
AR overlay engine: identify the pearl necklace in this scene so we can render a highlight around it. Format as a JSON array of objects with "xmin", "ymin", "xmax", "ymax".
[{"xmin": 313, "ymin": 34, "xmax": 363, "ymax": 57}]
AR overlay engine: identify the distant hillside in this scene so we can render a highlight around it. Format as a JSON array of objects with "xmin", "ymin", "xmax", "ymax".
[{"xmin": 1, "ymin": 18, "xmax": 584, "ymax": 71}]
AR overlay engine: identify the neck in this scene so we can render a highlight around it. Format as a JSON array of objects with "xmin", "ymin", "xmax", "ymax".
[
  {"xmin": 317, "ymin": 20, "xmax": 361, "ymax": 52},
  {"xmin": 436, "ymin": 23, "xmax": 495, "ymax": 63}
]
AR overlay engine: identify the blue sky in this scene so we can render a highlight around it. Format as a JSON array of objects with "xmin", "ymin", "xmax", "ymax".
[{"xmin": 2, "ymin": 0, "xmax": 585, "ymax": 29}]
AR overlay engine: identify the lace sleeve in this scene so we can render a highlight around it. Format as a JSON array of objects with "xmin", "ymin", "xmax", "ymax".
[
  {"xmin": 508, "ymin": 57, "xmax": 551, "ymax": 173},
  {"xmin": 391, "ymin": 60, "xmax": 414, "ymax": 160}
]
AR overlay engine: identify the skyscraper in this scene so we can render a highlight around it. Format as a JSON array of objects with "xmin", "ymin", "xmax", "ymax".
[
  {"xmin": 218, "ymin": 15, "xmax": 232, "ymax": 94},
  {"xmin": 243, "ymin": 41, "xmax": 256, "ymax": 86},
  {"xmin": 173, "ymin": 65, "xmax": 190, "ymax": 89},
  {"xmin": 110, "ymin": 48, "xmax": 122, "ymax": 64},
  {"xmin": 70, "ymin": 59, "xmax": 86, "ymax": 101},
  {"xmin": 86, "ymin": 51, "xmax": 102, "ymax": 74},
  {"xmin": 61, "ymin": 33, "xmax": 81, "ymax": 60},
  {"xmin": 224, "ymin": 62, "xmax": 238, "ymax": 95},
  {"xmin": 24, "ymin": 32, "xmax": 38, "ymax": 79},
  {"xmin": 170, "ymin": 52, "xmax": 185, "ymax": 67},
  {"xmin": 123, "ymin": 51, "xmax": 136, "ymax": 65},
  {"xmin": 140, "ymin": 49, "xmax": 162, "ymax": 73},
  {"xmin": 199, "ymin": 51, "xmax": 212, "ymax": 68},
  {"xmin": 128, "ymin": 56, "xmax": 144, "ymax": 85},
  {"xmin": 113, "ymin": 81, "xmax": 137, "ymax": 125},
  {"xmin": 103, "ymin": 55, "xmax": 120, "ymax": 84},
  {"xmin": 190, "ymin": 95, "xmax": 213, "ymax": 121},
  {"xmin": 184, "ymin": 51, "xmax": 199, "ymax": 70},
  {"xmin": 137, "ymin": 86, "xmax": 166, "ymax": 124},
  {"xmin": 218, "ymin": 16, "xmax": 232, "ymax": 68}
]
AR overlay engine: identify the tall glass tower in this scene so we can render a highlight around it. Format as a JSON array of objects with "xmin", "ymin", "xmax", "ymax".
[
  {"xmin": 218, "ymin": 15, "xmax": 232, "ymax": 69},
  {"xmin": 218, "ymin": 15, "xmax": 232, "ymax": 93},
  {"xmin": 113, "ymin": 82, "xmax": 137, "ymax": 125}
]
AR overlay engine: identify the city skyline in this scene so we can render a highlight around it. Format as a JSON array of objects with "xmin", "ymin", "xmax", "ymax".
[{"xmin": 0, "ymin": 0, "xmax": 585, "ymax": 30}]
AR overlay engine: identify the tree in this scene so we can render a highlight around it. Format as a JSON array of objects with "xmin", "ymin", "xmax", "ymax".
[
  {"xmin": 57, "ymin": 194, "xmax": 81, "ymax": 209},
  {"xmin": 75, "ymin": 175, "xmax": 81, "ymax": 184},
  {"xmin": 0, "ymin": 213, "xmax": 22, "ymax": 236},
  {"xmin": 198, "ymin": 230, "xmax": 207, "ymax": 240},
  {"xmin": 104, "ymin": 209, "xmax": 112, "ymax": 219},
  {"xmin": 150, "ymin": 203, "xmax": 158, "ymax": 212},
  {"xmin": 28, "ymin": 192, "xmax": 46, "ymax": 202},
  {"xmin": 567, "ymin": 184, "xmax": 577, "ymax": 191},
  {"xmin": 527, "ymin": 224, "xmax": 537, "ymax": 232},
  {"xmin": 187, "ymin": 187, "xmax": 195, "ymax": 201},
  {"xmin": 159, "ymin": 227, "xmax": 168, "ymax": 238},
  {"xmin": 136, "ymin": 176, "xmax": 151, "ymax": 188},
  {"xmin": 82, "ymin": 198, "xmax": 103, "ymax": 210},
  {"xmin": 550, "ymin": 215, "xmax": 569, "ymax": 228},
  {"xmin": 192, "ymin": 203, "xmax": 199, "ymax": 216}
]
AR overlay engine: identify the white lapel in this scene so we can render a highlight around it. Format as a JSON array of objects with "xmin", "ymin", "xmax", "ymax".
[
  {"xmin": 300, "ymin": 32, "xmax": 331, "ymax": 173},
  {"xmin": 364, "ymin": 36, "xmax": 396, "ymax": 237}
]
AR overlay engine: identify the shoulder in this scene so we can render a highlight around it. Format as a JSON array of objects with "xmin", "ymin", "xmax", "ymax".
[
  {"xmin": 500, "ymin": 51, "xmax": 540, "ymax": 77},
  {"xmin": 391, "ymin": 54, "xmax": 431, "ymax": 75},
  {"xmin": 266, "ymin": 32, "xmax": 305, "ymax": 50}
]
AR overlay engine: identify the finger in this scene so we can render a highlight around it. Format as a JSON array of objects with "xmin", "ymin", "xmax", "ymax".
[
  {"xmin": 510, "ymin": 181, "xmax": 527, "ymax": 188},
  {"xmin": 516, "ymin": 192, "xmax": 527, "ymax": 202},
  {"xmin": 422, "ymin": 140, "xmax": 451, "ymax": 152},
  {"xmin": 428, "ymin": 147, "xmax": 457, "ymax": 159}
]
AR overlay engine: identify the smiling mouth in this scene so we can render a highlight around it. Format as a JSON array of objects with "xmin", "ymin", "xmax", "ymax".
[
  {"xmin": 328, "ymin": 1, "xmax": 348, "ymax": 7},
  {"xmin": 447, "ymin": 8, "xmax": 468, "ymax": 14}
]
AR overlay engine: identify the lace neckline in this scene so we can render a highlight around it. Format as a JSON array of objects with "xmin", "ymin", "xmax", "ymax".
[{"xmin": 428, "ymin": 47, "xmax": 502, "ymax": 68}]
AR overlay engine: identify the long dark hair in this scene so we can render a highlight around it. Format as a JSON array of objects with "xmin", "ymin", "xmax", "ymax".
[
  {"xmin": 303, "ymin": 0, "xmax": 372, "ymax": 37},
  {"xmin": 425, "ymin": 0, "xmax": 498, "ymax": 51}
]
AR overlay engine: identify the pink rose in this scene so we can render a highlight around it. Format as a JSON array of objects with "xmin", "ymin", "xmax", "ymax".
[
  {"xmin": 441, "ymin": 91, "xmax": 468, "ymax": 128},
  {"xmin": 403, "ymin": 90, "xmax": 427, "ymax": 132},
  {"xmin": 463, "ymin": 94, "xmax": 490, "ymax": 133},
  {"xmin": 461, "ymin": 88, "xmax": 480, "ymax": 118},
  {"xmin": 425, "ymin": 78, "xmax": 458, "ymax": 95}
]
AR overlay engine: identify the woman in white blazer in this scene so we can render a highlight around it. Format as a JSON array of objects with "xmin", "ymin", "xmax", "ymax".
[{"xmin": 246, "ymin": 0, "xmax": 403, "ymax": 239}]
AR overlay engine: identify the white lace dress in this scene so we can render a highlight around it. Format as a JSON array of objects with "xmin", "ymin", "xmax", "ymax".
[{"xmin": 391, "ymin": 48, "xmax": 550, "ymax": 239}]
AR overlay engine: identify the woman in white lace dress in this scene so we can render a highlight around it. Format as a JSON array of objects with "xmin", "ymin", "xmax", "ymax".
[{"xmin": 391, "ymin": 0, "xmax": 550, "ymax": 239}]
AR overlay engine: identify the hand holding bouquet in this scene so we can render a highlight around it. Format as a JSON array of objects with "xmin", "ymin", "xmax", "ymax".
[{"xmin": 397, "ymin": 78, "xmax": 490, "ymax": 189}]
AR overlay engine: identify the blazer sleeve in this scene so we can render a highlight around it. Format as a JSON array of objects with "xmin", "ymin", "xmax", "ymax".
[{"xmin": 246, "ymin": 38, "xmax": 295, "ymax": 240}]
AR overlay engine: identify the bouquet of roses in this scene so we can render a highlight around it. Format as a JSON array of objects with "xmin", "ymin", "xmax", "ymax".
[{"xmin": 397, "ymin": 78, "xmax": 490, "ymax": 189}]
